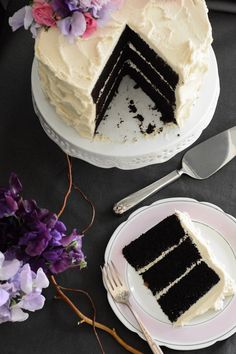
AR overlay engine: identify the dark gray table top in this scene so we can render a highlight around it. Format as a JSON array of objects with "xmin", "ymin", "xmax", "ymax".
[{"xmin": 0, "ymin": 3, "xmax": 236, "ymax": 354}]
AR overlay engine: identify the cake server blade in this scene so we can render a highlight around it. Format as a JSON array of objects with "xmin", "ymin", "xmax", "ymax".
[{"xmin": 113, "ymin": 126, "xmax": 236, "ymax": 215}]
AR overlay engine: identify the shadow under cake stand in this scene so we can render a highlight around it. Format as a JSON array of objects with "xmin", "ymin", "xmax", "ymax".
[{"xmin": 31, "ymin": 48, "xmax": 220, "ymax": 170}]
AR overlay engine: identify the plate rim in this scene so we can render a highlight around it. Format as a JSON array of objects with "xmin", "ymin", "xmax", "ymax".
[{"xmin": 104, "ymin": 197, "xmax": 236, "ymax": 350}]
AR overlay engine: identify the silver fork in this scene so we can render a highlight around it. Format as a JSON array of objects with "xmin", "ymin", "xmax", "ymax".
[{"xmin": 102, "ymin": 261, "xmax": 164, "ymax": 354}]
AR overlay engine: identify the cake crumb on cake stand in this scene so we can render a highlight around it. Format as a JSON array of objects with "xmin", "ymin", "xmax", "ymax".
[
  {"xmin": 96, "ymin": 75, "xmax": 165, "ymax": 144},
  {"xmin": 32, "ymin": 48, "xmax": 219, "ymax": 170}
]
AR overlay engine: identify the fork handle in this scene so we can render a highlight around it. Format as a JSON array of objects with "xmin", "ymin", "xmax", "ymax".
[{"xmin": 127, "ymin": 303, "xmax": 164, "ymax": 354}]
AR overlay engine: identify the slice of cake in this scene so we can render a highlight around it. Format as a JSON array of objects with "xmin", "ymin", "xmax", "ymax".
[
  {"xmin": 35, "ymin": 0, "xmax": 213, "ymax": 139},
  {"xmin": 122, "ymin": 211, "xmax": 235, "ymax": 326}
]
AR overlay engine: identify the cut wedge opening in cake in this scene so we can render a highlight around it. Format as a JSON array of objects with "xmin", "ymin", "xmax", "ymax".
[
  {"xmin": 122, "ymin": 211, "xmax": 235, "ymax": 326},
  {"xmin": 92, "ymin": 26, "xmax": 179, "ymax": 134}
]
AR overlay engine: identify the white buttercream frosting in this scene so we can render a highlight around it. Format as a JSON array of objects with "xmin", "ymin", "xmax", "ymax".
[{"xmin": 35, "ymin": 0, "xmax": 213, "ymax": 139}]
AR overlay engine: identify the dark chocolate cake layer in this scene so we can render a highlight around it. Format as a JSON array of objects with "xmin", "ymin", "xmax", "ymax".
[
  {"xmin": 142, "ymin": 237, "xmax": 202, "ymax": 295},
  {"xmin": 126, "ymin": 26, "xmax": 179, "ymax": 89},
  {"xmin": 95, "ymin": 66, "xmax": 125, "ymax": 130},
  {"xmin": 92, "ymin": 25, "xmax": 179, "ymax": 132},
  {"xmin": 94, "ymin": 48, "xmax": 128, "ymax": 130},
  {"xmin": 127, "ymin": 47, "xmax": 176, "ymax": 105},
  {"xmin": 157, "ymin": 262, "xmax": 220, "ymax": 323},
  {"xmin": 125, "ymin": 65, "xmax": 176, "ymax": 123},
  {"xmin": 122, "ymin": 214, "xmax": 185, "ymax": 271},
  {"xmin": 92, "ymin": 27, "xmax": 128, "ymax": 102}
]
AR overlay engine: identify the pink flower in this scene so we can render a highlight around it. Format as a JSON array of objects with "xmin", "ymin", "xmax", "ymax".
[
  {"xmin": 32, "ymin": 0, "xmax": 56, "ymax": 27},
  {"xmin": 83, "ymin": 12, "xmax": 97, "ymax": 38}
]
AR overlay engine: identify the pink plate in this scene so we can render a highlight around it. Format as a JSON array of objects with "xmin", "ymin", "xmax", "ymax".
[{"xmin": 104, "ymin": 198, "xmax": 236, "ymax": 350}]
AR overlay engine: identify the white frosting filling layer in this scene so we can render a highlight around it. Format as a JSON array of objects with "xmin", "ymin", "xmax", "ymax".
[
  {"xmin": 155, "ymin": 260, "xmax": 201, "ymax": 300},
  {"xmin": 138, "ymin": 234, "xmax": 188, "ymax": 274},
  {"xmin": 35, "ymin": 0, "xmax": 213, "ymax": 139}
]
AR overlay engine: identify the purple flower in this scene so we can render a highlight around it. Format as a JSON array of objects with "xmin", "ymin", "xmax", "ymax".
[
  {"xmin": 24, "ymin": 6, "xmax": 34, "ymax": 30},
  {"xmin": 0, "ymin": 174, "xmax": 86, "ymax": 275},
  {"xmin": 49, "ymin": 252, "xmax": 72, "ymax": 274},
  {"xmin": 51, "ymin": 0, "xmax": 71, "ymax": 17},
  {"xmin": 43, "ymin": 248, "xmax": 64, "ymax": 262},
  {"xmin": 81, "ymin": 0, "xmax": 93, "ymax": 6},
  {"xmin": 0, "ymin": 255, "xmax": 49, "ymax": 323},
  {"xmin": 25, "ymin": 231, "xmax": 51, "ymax": 257},
  {"xmin": 19, "ymin": 292, "xmax": 45, "ymax": 312},
  {"xmin": 0, "ymin": 251, "xmax": 21, "ymax": 281},
  {"xmin": 9, "ymin": 7, "xmax": 26, "ymax": 31},
  {"xmin": 57, "ymin": 11, "xmax": 86, "ymax": 39},
  {"xmin": 65, "ymin": 0, "xmax": 80, "ymax": 11},
  {"xmin": 19, "ymin": 264, "xmax": 49, "ymax": 294},
  {"xmin": 0, "ymin": 173, "xmax": 22, "ymax": 218},
  {"xmin": 9, "ymin": 6, "xmax": 34, "ymax": 32},
  {"xmin": 9, "ymin": 0, "xmax": 123, "ymax": 40},
  {"xmin": 30, "ymin": 22, "xmax": 41, "ymax": 38},
  {"xmin": 97, "ymin": 0, "xmax": 123, "ymax": 26},
  {"xmin": 0, "ymin": 289, "xmax": 9, "ymax": 307}
]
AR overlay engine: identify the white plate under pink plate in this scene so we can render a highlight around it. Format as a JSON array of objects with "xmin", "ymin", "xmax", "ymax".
[{"xmin": 104, "ymin": 198, "xmax": 236, "ymax": 350}]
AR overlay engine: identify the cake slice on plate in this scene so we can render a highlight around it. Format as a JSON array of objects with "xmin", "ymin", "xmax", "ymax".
[{"xmin": 123, "ymin": 211, "xmax": 235, "ymax": 326}]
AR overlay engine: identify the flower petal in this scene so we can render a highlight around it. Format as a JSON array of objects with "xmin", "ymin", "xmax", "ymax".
[
  {"xmin": 0, "ymin": 289, "xmax": 9, "ymax": 306},
  {"xmin": 0, "ymin": 305, "xmax": 11, "ymax": 324},
  {"xmin": 34, "ymin": 268, "xmax": 49, "ymax": 289},
  {"xmin": 20, "ymin": 264, "xmax": 33, "ymax": 294},
  {"xmin": 71, "ymin": 11, "xmax": 86, "ymax": 37},
  {"xmin": 9, "ymin": 173, "xmax": 22, "ymax": 195},
  {"xmin": 57, "ymin": 11, "xmax": 86, "ymax": 38},
  {"xmin": 57, "ymin": 16, "xmax": 72, "ymax": 36},
  {"xmin": 24, "ymin": 6, "xmax": 34, "ymax": 30},
  {"xmin": 8, "ymin": 7, "xmax": 26, "ymax": 32},
  {"xmin": 0, "ymin": 252, "xmax": 4, "ymax": 268},
  {"xmin": 30, "ymin": 23, "xmax": 39, "ymax": 38},
  {"xmin": 20, "ymin": 293, "xmax": 45, "ymax": 311},
  {"xmin": 0, "ymin": 258, "xmax": 21, "ymax": 281},
  {"xmin": 10, "ymin": 307, "xmax": 29, "ymax": 322}
]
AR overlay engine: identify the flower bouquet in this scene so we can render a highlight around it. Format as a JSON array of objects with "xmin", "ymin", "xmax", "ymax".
[
  {"xmin": 0, "ymin": 172, "xmax": 85, "ymax": 323},
  {"xmin": 9, "ymin": 0, "xmax": 123, "ymax": 40}
]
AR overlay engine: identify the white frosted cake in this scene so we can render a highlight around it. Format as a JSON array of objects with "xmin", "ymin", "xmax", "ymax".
[
  {"xmin": 35, "ymin": 0, "xmax": 213, "ymax": 139},
  {"xmin": 123, "ymin": 211, "xmax": 235, "ymax": 326}
]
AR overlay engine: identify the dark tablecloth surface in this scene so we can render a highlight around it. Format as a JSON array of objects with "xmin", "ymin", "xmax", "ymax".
[{"xmin": 0, "ymin": 2, "xmax": 236, "ymax": 354}]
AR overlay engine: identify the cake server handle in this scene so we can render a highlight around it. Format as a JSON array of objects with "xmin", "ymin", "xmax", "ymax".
[{"xmin": 113, "ymin": 169, "xmax": 184, "ymax": 215}]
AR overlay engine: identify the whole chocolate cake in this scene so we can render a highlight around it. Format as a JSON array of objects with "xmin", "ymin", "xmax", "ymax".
[{"xmin": 35, "ymin": 0, "xmax": 213, "ymax": 139}]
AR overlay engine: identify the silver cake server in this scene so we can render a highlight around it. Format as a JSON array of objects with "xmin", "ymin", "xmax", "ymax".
[{"xmin": 113, "ymin": 126, "xmax": 236, "ymax": 215}]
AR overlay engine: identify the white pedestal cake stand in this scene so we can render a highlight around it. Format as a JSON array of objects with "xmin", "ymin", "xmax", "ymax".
[{"xmin": 31, "ymin": 47, "xmax": 220, "ymax": 170}]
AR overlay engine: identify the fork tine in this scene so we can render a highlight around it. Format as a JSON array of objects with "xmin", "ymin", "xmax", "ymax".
[
  {"xmin": 102, "ymin": 268, "xmax": 114, "ymax": 295},
  {"xmin": 110, "ymin": 261, "xmax": 123, "ymax": 286},
  {"xmin": 105, "ymin": 263, "xmax": 118, "ymax": 289},
  {"xmin": 104, "ymin": 264, "xmax": 116, "ymax": 290},
  {"xmin": 106, "ymin": 261, "xmax": 123, "ymax": 289}
]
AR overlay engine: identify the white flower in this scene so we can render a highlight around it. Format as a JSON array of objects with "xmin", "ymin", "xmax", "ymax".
[{"xmin": 0, "ymin": 252, "xmax": 21, "ymax": 281}]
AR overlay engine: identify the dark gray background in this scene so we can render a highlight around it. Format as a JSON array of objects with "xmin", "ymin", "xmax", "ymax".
[{"xmin": 0, "ymin": 1, "xmax": 236, "ymax": 353}]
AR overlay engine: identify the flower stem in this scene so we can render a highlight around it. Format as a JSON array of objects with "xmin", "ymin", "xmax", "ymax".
[
  {"xmin": 57, "ymin": 155, "xmax": 73, "ymax": 218},
  {"xmin": 54, "ymin": 154, "xmax": 143, "ymax": 353},
  {"xmin": 50, "ymin": 275, "xmax": 143, "ymax": 354}
]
